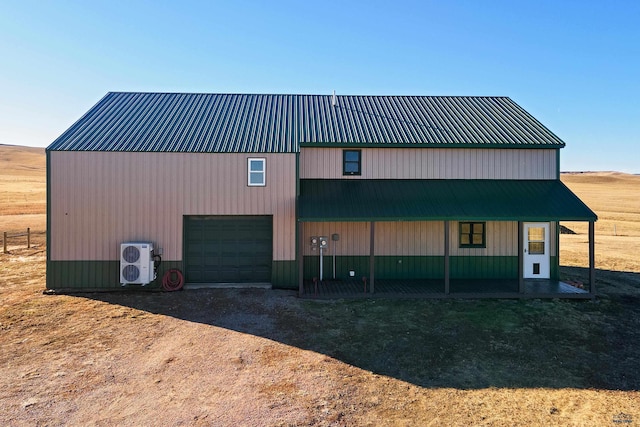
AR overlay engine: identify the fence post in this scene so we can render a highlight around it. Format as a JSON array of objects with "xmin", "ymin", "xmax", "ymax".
[
  {"xmin": 3, "ymin": 232, "xmax": 6, "ymax": 254},
  {"xmin": 27, "ymin": 228, "xmax": 31, "ymax": 249}
]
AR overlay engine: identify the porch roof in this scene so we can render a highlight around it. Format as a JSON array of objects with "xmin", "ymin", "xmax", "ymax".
[{"xmin": 298, "ymin": 179, "xmax": 597, "ymax": 222}]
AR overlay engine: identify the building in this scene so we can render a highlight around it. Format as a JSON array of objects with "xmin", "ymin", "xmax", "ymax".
[{"xmin": 46, "ymin": 92, "xmax": 597, "ymax": 298}]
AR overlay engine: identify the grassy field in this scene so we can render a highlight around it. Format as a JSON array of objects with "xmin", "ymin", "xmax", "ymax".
[
  {"xmin": 560, "ymin": 172, "xmax": 640, "ymax": 277},
  {"xmin": 0, "ymin": 144, "xmax": 46, "ymax": 239},
  {"xmin": 1, "ymin": 145, "xmax": 639, "ymax": 425}
]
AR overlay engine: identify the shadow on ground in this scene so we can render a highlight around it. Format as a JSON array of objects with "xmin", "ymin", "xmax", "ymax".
[{"xmin": 82, "ymin": 267, "xmax": 640, "ymax": 391}]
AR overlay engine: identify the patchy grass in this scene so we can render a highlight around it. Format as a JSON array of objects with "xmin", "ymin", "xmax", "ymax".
[{"xmin": 287, "ymin": 296, "xmax": 638, "ymax": 391}]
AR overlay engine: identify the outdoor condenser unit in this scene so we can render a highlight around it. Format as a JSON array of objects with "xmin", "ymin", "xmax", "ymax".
[{"xmin": 120, "ymin": 242, "xmax": 155, "ymax": 285}]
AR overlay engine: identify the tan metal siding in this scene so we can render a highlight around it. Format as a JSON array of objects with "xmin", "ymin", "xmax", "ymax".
[
  {"xmin": 375, "ymin": 222, "xmax": 444, "ymax": 255},
  {"xmin": 300, "ymin": 148, "xmax": 557, "ymax": 179},
  {"xmin": 303, "ymin": 221, "xmax": 522, "ymax": 257},
  {"xmin": 50, "ymin": 152, "xmax": 296, "ymax": 261},
  {"xmin": 302, "ymin": 222, "xmax": 370, "ymax": 256},
  {"xmin": 450, "ymin": 221, "xmax": 517, "ymax": 256},
  {"xmin": 303, "ymin": 221, "xmax": 444, "ymax": 256}
]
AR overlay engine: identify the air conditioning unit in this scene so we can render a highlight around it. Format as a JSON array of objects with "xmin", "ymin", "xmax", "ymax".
[{"xmin": 120, "ymin": 242, "xmax": 155, "ymax": 285}]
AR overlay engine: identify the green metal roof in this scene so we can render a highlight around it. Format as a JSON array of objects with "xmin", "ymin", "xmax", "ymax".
[
  {"xmin": 48, "ymin": 93, "xmax": 566, "ymax": 152},
  {"xmin": 299, "ymin": 179, "xmax": 597, "ymax": 222}
]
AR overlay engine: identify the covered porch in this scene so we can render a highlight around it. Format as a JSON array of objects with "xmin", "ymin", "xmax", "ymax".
[
  {"xmin": 298, "ymin": 179, "xmax": 597, "ymax": 299},
  {"xmin": 302, "ymin": 278, "xmax": 590, "ymax": 299}
]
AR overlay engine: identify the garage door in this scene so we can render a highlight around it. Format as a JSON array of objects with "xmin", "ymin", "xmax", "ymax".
[{"xmin": 184, "ymin": 216, "xmax": 272, "ymax": 283}]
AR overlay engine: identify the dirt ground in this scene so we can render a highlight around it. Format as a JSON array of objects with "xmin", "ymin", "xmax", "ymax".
[
  {"xmin": 1, "ymin": 246, "xmax": 639, "ymax": 426},
  {"xmin": 1, "ymin": 247, "xmax": 640, "ymax": 426},
  {"xmin": 1, "ymin": 146, "xmax": 639, "ymax": 425}
]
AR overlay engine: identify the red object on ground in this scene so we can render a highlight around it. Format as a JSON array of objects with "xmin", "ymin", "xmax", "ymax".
[{"xmin": 162, "ymin": 269, "xmax": 184, "ymax": 291}]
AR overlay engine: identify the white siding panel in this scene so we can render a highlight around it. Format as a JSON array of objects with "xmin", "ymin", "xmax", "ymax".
[
  {"xmin": 50, "ymin": 152, "xmax": 296, "ymax": 261},
  {"xmin": 301, "ymin": 148, "xmax": 557, "ymax": 180}
]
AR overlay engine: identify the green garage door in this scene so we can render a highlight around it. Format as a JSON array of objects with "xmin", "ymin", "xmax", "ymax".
[{"xmin": 184, "ymin": 216, "xmax": 273, "ymax": 283}]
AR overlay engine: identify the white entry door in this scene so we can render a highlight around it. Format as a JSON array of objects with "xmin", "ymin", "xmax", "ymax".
[{"xmin": 524, "ymin": 223, "xmax": 550, "ymax": 279}]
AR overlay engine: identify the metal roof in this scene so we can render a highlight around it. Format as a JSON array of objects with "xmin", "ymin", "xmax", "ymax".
[
  {"xmin": 48, "ymin": 92, "xmax": 566, "ymax": 152},
  {"xmin": 299, "ymin": 179, "xmax": 597, "ymax": 222}
]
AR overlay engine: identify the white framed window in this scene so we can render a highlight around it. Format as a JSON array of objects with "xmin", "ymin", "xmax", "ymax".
[{"xmin": 248, "ymin": 158, "xmax": 266, "ymax": 186}]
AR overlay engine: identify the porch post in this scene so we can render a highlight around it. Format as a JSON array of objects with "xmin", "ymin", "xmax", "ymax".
[
  {"xmin": 298, "ymin": 221, "xmax": 304, "ymax": 297},
  {"xmin": 589, "ymin": 220, "xmax": 596, "ymax": 296},
  {"xmin": 518, "ymin": 221, "xmax": 524, "ymax": 293},
  {"xmin": 444, "ymin": 221, "xmax": 450, "ymax": 294},
  {"xmin": 369, "ymin": 221, "xmax": 375, "ymax": 294}
]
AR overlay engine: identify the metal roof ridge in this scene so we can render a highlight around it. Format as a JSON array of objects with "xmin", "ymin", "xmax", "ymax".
[{"xmin": 105, "ymin": 91, "xmax": 512, "ymax": 99}]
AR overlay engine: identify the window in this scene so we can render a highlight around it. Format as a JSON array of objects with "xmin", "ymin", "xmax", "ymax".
[
  {"xmin": 343, "ymin": 150, "xmax": 361, "ymax": 175},
  {"xmin": 528, "ymin": 226, "xmax": 545, "ymax": 254},
  {"xmin": 459, "ymin": 222, "xmax": 486, "ymax": 248},
  {"xmin": 248, "ymin": 158, "xmax": 266, "ymax": 186}
]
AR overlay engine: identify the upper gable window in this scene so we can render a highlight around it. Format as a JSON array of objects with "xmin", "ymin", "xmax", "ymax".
[
  {"xmin": 248, "ymin": 158, "xmax": 266, "ymax": 186},
  {"xmin": 343, "ymin": 150, "xmax": 361, "ymax": 175}
]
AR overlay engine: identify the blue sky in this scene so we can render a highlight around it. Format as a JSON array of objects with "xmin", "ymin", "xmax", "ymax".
[{"xmin": 1, "ymin": 0, "xmax": 638, "ymax": 172}]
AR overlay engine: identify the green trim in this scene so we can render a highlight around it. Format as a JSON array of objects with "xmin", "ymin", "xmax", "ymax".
[
  {"xmin": 47, "ymin": 260, "xmax": 298, "ymax": 291},
  {"xmin": 303, "ymin": 255, "xmax": 519, "ymax": 281},
  {"xmin": 272, "ymin": 260, "xmax": 297, "ymax": 289},
  {"xmin": 295, "ymin": 152, "xmax": 300, "ymax": 197},
  {"xmin": 295, "ymin": 152, "xmax": 301, "ymax": 288},
  {"xmin": 47, "ymin": 260, "xmax": 183, "ymax": 291},
  {"xmin": 450, "ymin": 256, "xmax": 518, "ymax": 279},
  {"xmin": 46, "ymin": 150, "xmax": 51, "ymax": 274},
  {"xmin": 48, "ymin": 256, "xmax": 542, "ymax": 290},
  {"xmin": 300, "ymin": 216, "xmax": 594, "ymax": 222},
  {"xmin": 299, "ymin": 179, "xmax": 597, "ymax": 222},
  {"xmin": 551, "ymin": 256, "xmax": 559, "ymax": 280},
  {"xmin": 182, "ymin": 215, "xmax": 187, "ymax": 283},
  {"xmin": 556, "ymin": 149, "xmax": 561, "ymax": 179},
  {"xmin": 305, "ymin": 255, "xmax": 374, "ymax": 280},
  {"xmin": 299, "ymin": 142, "xmax": 564, "ymax": 149},
  {"xmin": 374, "ymin": 256, "xmax": 445, "ymax": 279},
  {"xmin": 550, "ymin": 221, "xmax": 560, "ymax": 279},
  {"xmin": 155, "ymin": 261, "xmax": 184, "ymax": 288}
]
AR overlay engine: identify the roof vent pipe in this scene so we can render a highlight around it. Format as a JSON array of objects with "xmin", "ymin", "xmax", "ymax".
[{"xmin": 332, "ymin": 90, "xmax": 337, "ymax": 107}]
